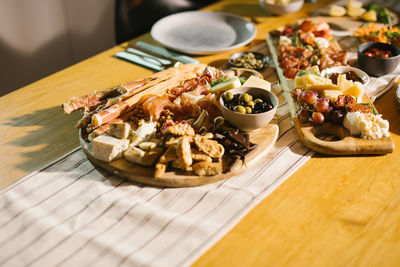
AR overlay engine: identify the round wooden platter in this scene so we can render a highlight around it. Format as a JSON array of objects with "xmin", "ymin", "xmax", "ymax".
[{"xmin": 80, "ymin": 120, "xmax": 279, "ymax": 187}]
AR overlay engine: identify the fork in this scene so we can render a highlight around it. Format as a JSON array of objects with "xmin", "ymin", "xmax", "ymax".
[{"xmin": 126, "ymin": 47, "xmax": 181, "ymax": 69}]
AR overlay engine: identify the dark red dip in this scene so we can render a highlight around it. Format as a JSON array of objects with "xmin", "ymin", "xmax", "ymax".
[{"xmin": 364, "ymin": 47, "xmax": 393, "ymax": 58}]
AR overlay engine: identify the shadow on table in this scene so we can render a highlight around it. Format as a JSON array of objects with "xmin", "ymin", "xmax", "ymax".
[{"xmin": 4, "ymin": 105, "xmax": 82, "ymax": 174}]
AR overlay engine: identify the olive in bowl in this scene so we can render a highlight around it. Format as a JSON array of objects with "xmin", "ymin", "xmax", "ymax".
[
  {"xmin": 357, "ymin": 42, "xmax": 400, "ymax": 76},
  {"xmin": 219, "ymin": 87, "xmax": 278, "ymax": 131},
  {"xmin": 229, "ymin": 51, "xmax": 269, "ymax": 70}
]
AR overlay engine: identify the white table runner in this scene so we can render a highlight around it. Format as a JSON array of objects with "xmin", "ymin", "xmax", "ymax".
[{"xmin": 0, "ymin": 72, "xmax": 397, "ymax": 267}]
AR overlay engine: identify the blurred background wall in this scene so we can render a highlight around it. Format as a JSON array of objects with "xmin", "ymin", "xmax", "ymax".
[{"xmin": 0, "ymin": 0, "xmax": 115, "ymax": 96}]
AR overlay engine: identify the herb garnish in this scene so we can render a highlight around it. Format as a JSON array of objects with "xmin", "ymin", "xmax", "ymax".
[
  {"xmin": 360, "ymin": 103, "xmax": 378, "ymax": 115},
  {"xmin": 210, "ymin": 77, "xmax": 231, "ymax": 87}
]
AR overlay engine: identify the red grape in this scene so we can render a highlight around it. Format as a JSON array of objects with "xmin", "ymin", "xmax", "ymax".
[
  {"xmin": 297, "ymin": 91, "xmax": 306, "ymax": 103},
  {"xmin": 312, "ymin": 112, "xmax": 324, "ymax": 125},
  {"xmin": 314, "ymin": 98, "xmax": 330, "ymax": 112},
  {"xmin": 322, "ymin": 106, "xmax": 334, "ymax": 121},
  {"xmin": 331, "ymin": 110, "xmax": 345, "ymax": 124},
  {"xmin": 291, "ymin": 88, "xmax": 302, "ymax": 100},
  {"xmin": 304, "ymin": 91, "xmax": 318, "ymax": 105},
  {"xmin": 298, "ymin": 109, "xmax": 311, "ymax": 123}
]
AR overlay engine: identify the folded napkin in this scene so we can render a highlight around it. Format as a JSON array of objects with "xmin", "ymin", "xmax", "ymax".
[{"xmin": 366, "ymin": 65, "xmax": 400, "ymax": 102}]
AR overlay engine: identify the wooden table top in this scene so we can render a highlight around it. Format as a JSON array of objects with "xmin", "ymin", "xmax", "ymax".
[{"xmin": 1, "ymin": 0, "xmax": 400, "ymax": 266}]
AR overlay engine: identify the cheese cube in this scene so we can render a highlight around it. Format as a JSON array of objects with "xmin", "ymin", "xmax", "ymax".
[
  {"xmin": 131, "ymin": 122, "xmax": 157, "ymax": 146},
  {"xmin": 124, "ymin": 146, "xmax": 146, "ymax": 164},
  {"xmin": 93, "ymin": 135, "xmax": 129, "ymax": 162},
  {"xmin": 108, "ymin": 122, "xmax": 131, "ymax": 139}
]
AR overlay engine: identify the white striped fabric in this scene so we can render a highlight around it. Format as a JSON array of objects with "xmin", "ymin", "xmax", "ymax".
[{"xmin": 0, "ymin": 70, "xmax": 397, "ymax": 267}]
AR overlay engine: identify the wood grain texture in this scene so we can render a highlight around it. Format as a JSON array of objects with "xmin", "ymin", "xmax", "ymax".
[{"xmin": 1, "ymin": 0, "xmax": 400, "ymax": 266}]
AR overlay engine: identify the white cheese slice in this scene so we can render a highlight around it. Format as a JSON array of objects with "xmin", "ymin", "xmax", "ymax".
[
  {"xmin": 139, "ymin": 141, "xmax": 158, "ymax": 151},
  {"xmin": 131, "ymin": 121, "xmax": 157, "ymax": 146},
  {"xmin": 279, "ymin": 35, "xmax": 292, "ymax": 46},
  {"xmin": 243, "ymin": 75, "xmax": 271, "ymax": 91},
  {"xmin": 315, "ymin": 37, "xmax": 330, "ymax": 50},
  {"xmin": 124, "ymin": 145, "xmax": 146, "ymax": 164},
  {"xmin": 108, "ymin": 122, "xmax": 131, "ymax": 139},
  {"xmin": 93, "ymin": 135, "xmax": 129, "ymax": 162}
]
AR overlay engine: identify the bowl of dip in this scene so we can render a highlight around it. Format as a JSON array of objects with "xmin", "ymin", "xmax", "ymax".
[
  {"xmin": 357, "ymin": 42, "xmax": 400, "ymax": 76},
  {"xmin": 321, "ymin": 66, "xmax": 370, "ymax": 86}
]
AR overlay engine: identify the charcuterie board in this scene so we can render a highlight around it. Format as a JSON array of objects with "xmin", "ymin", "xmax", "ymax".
[
  {"xmin": 266, "ymin": 19, "xmax": 395, "ymax": 155},
  {"xmin": 80, "ymin": 120, "xmax": 278, "ymax": 187},
  {"xmin": 62, "ymin": 63, "xmax": 281, "ymax": 188}
]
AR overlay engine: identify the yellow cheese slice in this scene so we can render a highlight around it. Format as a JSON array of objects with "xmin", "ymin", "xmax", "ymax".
[
  {"xmin": 337, "ymin": 74, "xmax": 353, "ymax": 92},
  {"xmin": 322, "ymin": 90, "xmax": 344, "ymax": 102},
  {"xmin": 343, "ymin": 82, "xmax": 364, "ymax": 102},
  {"xmin": 243, "ymin": 75, "xmax": 271, "ymax": 91},
  {"xmin": 210, "ymin": 76, "xmax": 241, "ymax": 93}
]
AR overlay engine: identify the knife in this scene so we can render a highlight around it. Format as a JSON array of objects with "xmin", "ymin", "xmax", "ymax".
[
  {"xmin": 126, "ymin": 47, "xmax": 172, "ymax": 65},
  {"xmin": 136, "ymin": 41, "xmax": 199, "ymax": 64},
  {"xmin": 114, "ymin": 51, "xmax": 164, "ymax": 71}
]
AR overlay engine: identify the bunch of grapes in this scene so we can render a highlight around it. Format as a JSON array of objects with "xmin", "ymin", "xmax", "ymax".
[{"xmin": 291, "ymin": 88, "xmax": 345, "ymax": 125}]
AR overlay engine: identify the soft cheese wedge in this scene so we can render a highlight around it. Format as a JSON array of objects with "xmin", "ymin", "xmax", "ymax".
[
  {"xmin": 131, "ymin": 121, "xmax": 157, "ymax": 146},
  {"xmin": 93, "ymin": 135, "xmax": 129, "ymax": 162}
]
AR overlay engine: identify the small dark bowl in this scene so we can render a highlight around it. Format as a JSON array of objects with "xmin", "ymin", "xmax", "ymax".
[
  {"xmin": 357, "ymin": 42, "xmax": 400, "ymax": 77},
  {"xmin": 229, "ymin": 51, "xmax": 269, "ymax": 71}
]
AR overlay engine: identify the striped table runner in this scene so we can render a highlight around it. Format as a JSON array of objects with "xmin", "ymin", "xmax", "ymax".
[{"xmin": 0, "ymin": 73, "xmax": 397, "ymax": 267}]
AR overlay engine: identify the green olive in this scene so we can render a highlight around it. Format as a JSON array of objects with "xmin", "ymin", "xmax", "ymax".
[
  {"xmin": 247, "ymin": 101, "xmax": 255, "ymax": 109},
  {"xmin": 245, "ymin": 107, "xmax": 252, "ymax": 114},
  {"xmin": 254, "ymin": 98, "xmax": 263, "ymax": 104},
  {"xmin": 239, "ymin": 93, "xmax": 253, "ymax": 103},
  {"xmin": 234, "ymin": 105, "xmax": 246, "ymax": 114},
  {"xmin": 223, "ymin": 91, "xmax": 233, "ymax": 102}
]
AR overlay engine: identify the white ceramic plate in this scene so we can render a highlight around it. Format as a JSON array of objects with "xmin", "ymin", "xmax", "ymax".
[{"xmin": 151, "ymin": 11, "xmax": 257, "ymax": 55}]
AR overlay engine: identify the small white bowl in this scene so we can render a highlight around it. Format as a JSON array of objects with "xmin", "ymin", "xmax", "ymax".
[
  {"xmin": 259, "ymin": 0, "xmax": 304, "ymax": 16},
  {"xmin": 321, "ymin": 66, "xmax": 370, "ymax": 86},
  {"xmin": 219, "ymin": 87, "xmax": 278, "ymax": 131}
]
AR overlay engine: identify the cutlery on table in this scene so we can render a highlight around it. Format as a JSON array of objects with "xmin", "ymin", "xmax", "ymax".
[
  {"xmin": 135, "ymin": 41, "xmax": 199, "ymax": 64},
  {"xmin": 115, "ymin": 42, "xmax": 198, "ymax": 71},
  {"xmin": 114, "ymin": 51, "xmax": 166, "ymax": 71}
]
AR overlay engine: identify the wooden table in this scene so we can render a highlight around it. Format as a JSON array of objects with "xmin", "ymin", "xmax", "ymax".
[{"xmin": 1, "ymin": 0, "xmax": 400, "ymax": 266}]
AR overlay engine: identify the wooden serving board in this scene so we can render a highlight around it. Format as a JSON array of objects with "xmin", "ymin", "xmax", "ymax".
[
  {"xmin": 80, "ymin": 121, "xmax": 279, "ymax": 187},
  {"xmin": 266, "ymin": 20, "xmax": 395, "ymax": 155},
  {"xmin": 291, "ymin": 97, "xmax": 394, "ymax": 155}
]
